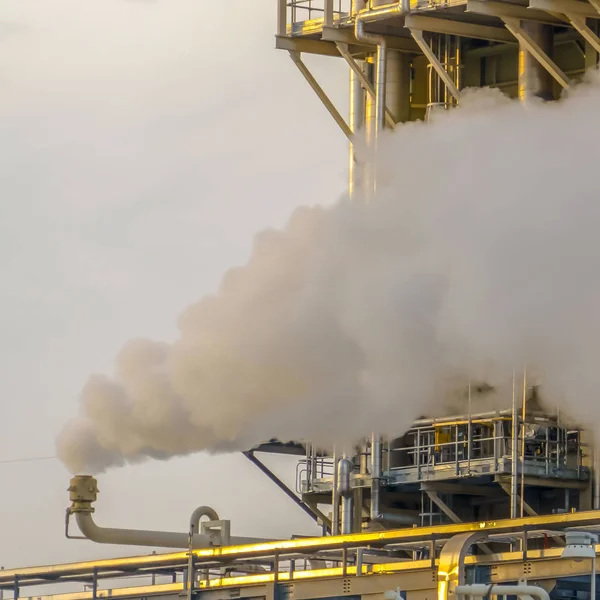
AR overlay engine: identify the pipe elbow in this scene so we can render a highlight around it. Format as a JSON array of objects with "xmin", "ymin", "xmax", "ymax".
[{"xmin": 190, "ymin": 506, "xmax": 220, "ymax": 530}]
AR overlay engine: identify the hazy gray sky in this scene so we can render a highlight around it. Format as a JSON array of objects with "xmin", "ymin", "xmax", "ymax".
[{"xmin": 0, "ymin": 0, "xmax": 347, "ymax": 569}]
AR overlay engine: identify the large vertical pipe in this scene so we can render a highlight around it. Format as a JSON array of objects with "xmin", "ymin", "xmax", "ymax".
[
  {"xmin": 518, "ymin": 22, "xmax": 554, "ymax": 102},
  {"xmin": 385, "ymin": 50, "xmax": 411, "ymax": 124}
]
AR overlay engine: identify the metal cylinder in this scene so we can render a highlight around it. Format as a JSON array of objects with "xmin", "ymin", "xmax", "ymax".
[
  {"xmin": 370, "ymin": 434, "xmax": 383, "ymax": 522},
  {"xmin": 338, "ymin": 458, "xmax": 354, "ymax": 497},
  {"xmin": 338, "ymin": 458, "xmax": 355, "ymax": 534},
  {"xmin": 341, "ymin": 495, "xmax": 354, "ymax": 535},
  {"xmin": 518, "ymin": 22, "xmax": 554, "ymax": 102},
  {"xmin": 385, "ymin": 50, "xmax": 411, "ymax": 124}
]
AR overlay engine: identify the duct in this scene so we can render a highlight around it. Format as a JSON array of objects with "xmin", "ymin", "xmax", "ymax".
[
  {"xmin": 518, "ymin": 21, "xmax": 555, "ymax": 102},
  {"xmin": 67, "ymin": 476, "xmax": 268, "ymax": 549}
]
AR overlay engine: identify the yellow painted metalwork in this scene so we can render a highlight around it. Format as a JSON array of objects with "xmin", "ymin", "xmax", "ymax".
[{"xmin": 3, "ymin": 511, "xmax": 600, "ymax": 587}]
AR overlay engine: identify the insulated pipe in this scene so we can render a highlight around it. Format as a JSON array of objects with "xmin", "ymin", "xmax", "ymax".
[
  {"xmin": 338, "ymin": 458, "xmax": 354, "ymax": 534},
  {"xmin": 189, "ymin": 506, "xmax": 219, "ymax": 532},
  {"xmin": 370, "ymin": 434, "xmax": 383, "ymax": 522},
  {"xmin": 455, "ymin": 584, "xmax": 550, "ymax": 600},
  {"xmin": 68, "ymin": 476, "xmax": 269, "ymax": 549},
  {"xmin": 75, "ymin": 512, "xmax": 218, "ymax": 549},
  {"xmin": 341, "ymin": 496, "xmax": 354, "ymax": 535}
]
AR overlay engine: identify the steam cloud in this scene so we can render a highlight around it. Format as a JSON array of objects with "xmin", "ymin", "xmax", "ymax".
[{"xmin": 58, "ymin": 72, "xmax": 600, "ymax": 474}]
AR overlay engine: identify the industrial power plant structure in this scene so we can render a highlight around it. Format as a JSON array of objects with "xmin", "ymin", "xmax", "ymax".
[{"xmin": 5, "ymin": 3, "xmax": 600, "ymax": 600}]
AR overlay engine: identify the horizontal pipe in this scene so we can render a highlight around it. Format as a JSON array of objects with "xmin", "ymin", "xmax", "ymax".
[
  {"xmin": 75, "ymin": 513, "xmax": 268, "ymax": 549},
  {"xmin": 378, "ymin": 512, "xmax": 419, "ymax": 525},
  {"xmin": 76, "ymin": 513, "xmax": 216, "ymax": 549},
  {"xmin": 356, "ymin": 2, "xmax": 406, "ymax": 22}
]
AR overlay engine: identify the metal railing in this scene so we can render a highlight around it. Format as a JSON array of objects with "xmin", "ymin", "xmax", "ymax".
[
  {"xmin": 286, "ymin": 0, "xmax": 351, "ymax": 31},
  {"xmin": 296, "ymin": 414, "xmax": 586, "ymax": 494},
  {"xmin": 296, "ymin": 456, "xmax": 334, "ymax": 494}
]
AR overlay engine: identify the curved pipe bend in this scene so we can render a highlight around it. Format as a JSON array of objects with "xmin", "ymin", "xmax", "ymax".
[{"xmin": 74, "ymin": 511, "xmax": 271, "ymax": 549}]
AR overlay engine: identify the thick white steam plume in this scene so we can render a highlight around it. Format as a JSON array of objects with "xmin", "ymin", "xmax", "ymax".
[{"xmin": 58, "ymin": 72, "xmax": 600, "ymax": 474}]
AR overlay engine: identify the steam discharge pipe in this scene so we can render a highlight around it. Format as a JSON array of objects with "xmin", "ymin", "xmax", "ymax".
[{"xmin": 68, "ymin": 476, "xmax": 270, "ymax": 549}]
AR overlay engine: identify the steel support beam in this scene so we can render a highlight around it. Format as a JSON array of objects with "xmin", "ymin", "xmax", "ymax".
[
  {"xmin": 528, "ymin": 0, "xmax": 600, "ymax": 53},
  {"xmin": 503, "ymin": 17, "xmax": 570, "ymax": 88},
  {"xmin": 322, "ymin": 25, "xmax": 420, "ymax": 53},
  {"xmin": 568, "ymin": 15, "xmax": 600, "ymax": 53},
  {"xmin": 242, "ymin": 452, "xmax": 331, "ymax": 531},
  {"xmin": 530, "ymin": 0, "xmax": 599, "ymax": 16},
  {"xmin": 336, "ymin": 42, "xmax": 397, "ymax": 128},
  {"xmin": 288, "ymin": 51, "xmax": 354, "ymax": 141},
  {"xmin": 276, "ymin": 36, "xmax": 362, "ymax": 58},
  {"xmin": 426, "ymin": 492, "xmax": 493, "ymax": 555},
  {"xmin": 409, "ymin": 29, "xmax": 462, "ymax": 100},
  {"xmin": 498, "ymin": 482, "xmax": 538, "ymax": 517},
  {"xmin": 426, "ymin": 491, "xmax": 462, "ymax": 523},
  {"xmin": 405, "ymin": 14, "xmax": 516, "ymax": 43},
  {"xmin": 421, "ymin": 482, "xmax": 501, "ymax": 497}
]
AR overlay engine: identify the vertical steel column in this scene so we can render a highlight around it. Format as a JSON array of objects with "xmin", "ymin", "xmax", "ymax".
[{"xmin": 518, "ymin": 22, "xmax": 554, "ymax": 102}]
